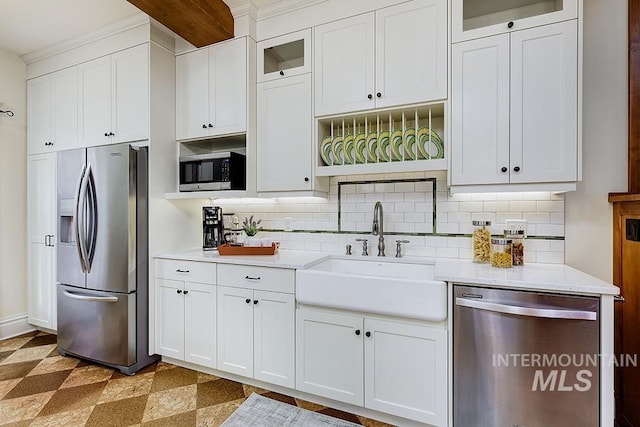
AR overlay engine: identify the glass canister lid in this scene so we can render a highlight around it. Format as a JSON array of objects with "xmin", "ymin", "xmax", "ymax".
[
  {"xmin": 491, "ymin": 238, "xmax": 512, "ymax": 245},
  {"xmin": 504, "ymin": 229, "xmax": 525, "ymax": 236},
  {"xmin": 472, "ymin": 220, "xmax": 492, "ymax": 226}
]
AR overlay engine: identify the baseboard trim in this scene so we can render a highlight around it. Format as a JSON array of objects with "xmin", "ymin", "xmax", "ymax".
[{"xmin": 0, "ymin": 314, "xmax": 36, "ymax": 340}]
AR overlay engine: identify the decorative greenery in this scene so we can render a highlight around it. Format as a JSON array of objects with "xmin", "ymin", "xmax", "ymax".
[{"xmin": 242, "ymin": 215, "xmax": 263, "ymax": 236}]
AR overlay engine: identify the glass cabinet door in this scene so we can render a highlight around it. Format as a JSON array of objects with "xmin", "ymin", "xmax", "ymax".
[
  {"xmin": 257, "ymin": 28, "xmax": 311, "ymax": 82},
  {"xmin": 452, "ymin": 0, "xmax": 578, "ymax": 43}
]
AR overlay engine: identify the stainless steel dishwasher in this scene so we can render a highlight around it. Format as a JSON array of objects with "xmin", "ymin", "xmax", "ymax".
[{"xmin": 453, "ymin": 285, "xmax": 600, "ymax": 427}]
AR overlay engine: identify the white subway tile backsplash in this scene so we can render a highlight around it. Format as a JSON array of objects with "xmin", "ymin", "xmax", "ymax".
[{"xmin": 227, "ymin": 173, "xmax": 564, "ymax": 263}]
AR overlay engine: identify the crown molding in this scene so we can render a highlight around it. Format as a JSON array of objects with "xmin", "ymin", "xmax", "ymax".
[
  {"xmin": 225, "ymin": 0, "xmax": 259, "ymax": 20},
  {"xmin": 21, "ymin": 12, "xmax": 149, "ymax": 65},
  {"xmin": 256, "ymin": 0, "xmax": 328, "ymax": 20}
]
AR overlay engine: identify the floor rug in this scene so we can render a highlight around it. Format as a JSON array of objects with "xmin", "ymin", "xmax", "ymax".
[{"xmin": 222, "ymin": 392, "xmax": 361, "ymax": 427}]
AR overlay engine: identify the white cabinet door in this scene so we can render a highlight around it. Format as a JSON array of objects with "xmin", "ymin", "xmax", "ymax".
[
  {"xmin": 27, "ymin": 75, "xmax": 52, "ymax": 155},
  {"xmin": 296, "ymin": 309, "xmax": 364, "ymax": 405},
  {"xmin": 314, "ymin": 13, "xmax": 375, "ymax": 116},
  {"xmin": 209, "ymin": 38, "xmax": 247, "ymax": 136},
  {"xmin": 375, "ymin": 0, "xmax": 447, "ymax": 108},
  {"xmin": 217, "ymin": 286, "xmax": 254, "ymax": 377},
  {"xmin": 257, "ymin": 74, "xmax": 313, "ymax": 192},
  {"xmin": 111, "ymin": 44, "xmax": 149, "ymax": 144},
  {"xmin": 509, "ymin": 20, "xmax": 578, "ymax": 183},
  {"xmin": 27, "ymin": 153, "xmax": 56, "ymax": 329},
  {"xmin": 364, "ymin": 319, "xmax": 448, "ymax": 426},
  {"xmin": 79, "ymin": 56, "xmax": 112, "ymax": 147},
  {"xmin": 184, "ymin": 282, "xmax": 217, "ymax": 368},
  {"xmin": 51, "ymin": 67, "xmax": 78, "ymax": 152},
  {"xmin": 451, "ymin": 34, "xmax": 510, "ymax": 185},
  {"xmin": 176, "ymin": 49, "xmax": 210, "ymax": 141},
  {"xmin": 254, "ymin": 290, "xmax": 295, "ymax": 388},
  {"xmin": 156, "ymin": 279, "xmax": 185, "ymax": 359}
]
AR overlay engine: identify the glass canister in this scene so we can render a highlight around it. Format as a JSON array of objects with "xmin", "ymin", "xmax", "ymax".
[
  {"xmin": 504, "ymin": 229, "xmax": 525, "ymax": 266},
  {"xmin": 491, "ymin": 238, "xmax": 513, "ymax": 268},
  {"xmin": 472, "ymin": 220, "xmax": 492, "ymax": 263}
]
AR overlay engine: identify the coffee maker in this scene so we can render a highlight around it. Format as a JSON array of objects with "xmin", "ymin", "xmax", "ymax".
[{"xmin": 202, "ymin": 206, "xmax": 225, "ymax": 251}]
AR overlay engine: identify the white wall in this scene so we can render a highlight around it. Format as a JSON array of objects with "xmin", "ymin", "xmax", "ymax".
[
  {"xmin": 0, "ymin": 49, "xmax": 28, "ymax": 331},
  {"xmin": 565, "ymin": 0, "xmax": 628, "ymax": 281}
]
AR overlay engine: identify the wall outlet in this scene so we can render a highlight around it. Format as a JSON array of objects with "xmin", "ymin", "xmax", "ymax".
[
  {"xmin": 505, "ymin": 219, "xmax": 528, "ymax": 236},
  {"xmin": 284, "ymin": 217, "xmax": 293, "ymax": 232}
]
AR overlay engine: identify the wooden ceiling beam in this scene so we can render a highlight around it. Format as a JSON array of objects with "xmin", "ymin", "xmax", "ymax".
[{"xmin": 127, "ymin": 0, "xmax": 234, "ymax": 47}]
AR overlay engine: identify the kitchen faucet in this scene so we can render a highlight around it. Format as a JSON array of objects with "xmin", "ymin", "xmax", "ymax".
[{"xmin": 372, "ymin": 201, "xmax": 385, "ymax": 256}]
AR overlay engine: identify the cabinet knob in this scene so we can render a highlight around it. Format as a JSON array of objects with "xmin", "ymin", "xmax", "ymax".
[
  {"xmin": 376, "ymin": 92, "xmax": 382, "ymax": 98},
  {"xmin": 202, "ymin": 124, "xmax": 207, "ymax": 129},
  {"xmin": 501, "ymin": 167, "xmax": 508, "ymax": 173},
  {"xmin": 355, "ymin": 329, "xmax": 361, "ymax": 336},
  {"xmin": 177, "ymin": 289, "xmax": 183, "ymax": 294},
  {"xmin": 109, "ymin": 132, "xmax": 114, "ymax": 136},
  {"xmin": 508, "ymin": 21, "xmax": 514, "ymax": 29},
  {"xmin": 253, "ymin": 299, "xmax": 259, "ymax": 305},
  {"xmin": 365, "ymin": 331, "xmax": 371, "ymax": 337},
  {"xmin": 183, "ymin": 290, "xmax": 189, "ymax": 295},
  {"xmin": 304, "ymin": 177, "xmax": 309, "ymax": 182},
  {"xmin": 208, "ymin": 124, "xmax": 213, "ymax": 128},
  {"xmin": 245, "ymin": 298, "xmax": 251, "ymax": 304},
  {"xmin": 104, "ymin": 133, "xmax": 109, "ymax": 137},
  {"xmin": 513, "ymin": 166, "xmax": 521, "ymax": 172},
  {"xmin": 367, "ymin": 94, "xmax": 373, "ymax": 100},
  {"xmin": 279, "ymin": 70, "xmax": 285, "ymax": 76}
]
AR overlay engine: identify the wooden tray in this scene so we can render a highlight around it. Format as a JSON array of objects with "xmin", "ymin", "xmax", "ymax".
[{"xmin": 217, "ymin": 242, "xmax": 279, "ymax": 256}]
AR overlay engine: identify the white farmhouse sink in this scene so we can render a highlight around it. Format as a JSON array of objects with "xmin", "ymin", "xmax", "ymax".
[{"xmin": 296, "ymin": 257, "xmax": 447, "ymax": 322}]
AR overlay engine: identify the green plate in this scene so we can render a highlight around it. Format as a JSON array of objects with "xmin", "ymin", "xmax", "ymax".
[
  {"xmin": 378, "ymin": 131, "xmax": 390, "ymax": 162},
  {"xmin": 331, "ymin": 135, "xmax": 344, "ymax": 165},
  {"xmin": 343, "ymin": 134, "xmax": 355, "ymax": 164},
  {"xmin": 319, "ymin": 135, "xmax": 333, "ymax": 165},
  {"xmin": 417, "ymin": 128, "xmax": 444, "ymax": 160},
  {"xmin": 354, "ymin": 133, "xmax": 367, "ymax": 163},
  {"xmin": 403, "ymin": 128, "xmax": 417, "ymax": 160},
  {"xmin": 366, "ymin": 133, "xmax": 378, "ymax": 162},
  {"xmin": 390, "ymin": 129, "xmax": 403, "ymax": 161}
]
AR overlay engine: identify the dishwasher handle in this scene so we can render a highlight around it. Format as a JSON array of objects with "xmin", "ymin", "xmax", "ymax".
[{"xmin": 456, "ymin": 297, "xmax": 597, "ymax": 321}]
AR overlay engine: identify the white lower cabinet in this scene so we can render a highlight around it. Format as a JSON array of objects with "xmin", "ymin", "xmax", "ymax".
[
  {"xmin": 216, "ymin": 264, "xmax": 295, "ymax": 388},
  {"xmin": 155, "ymin": 260, "xmax": 217, "ymax": 368},
  {"xmin": 296, "ymin": 308, "xmax": 447, "ymax": 425}
]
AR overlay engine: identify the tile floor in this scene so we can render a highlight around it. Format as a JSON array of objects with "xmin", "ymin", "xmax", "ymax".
[{"xmin": 0, "ymin": 331, "xmax": 392, "ymax": 426}]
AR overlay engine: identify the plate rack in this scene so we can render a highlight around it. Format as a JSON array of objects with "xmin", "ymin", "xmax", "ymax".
[{"xmin": 316, "ymin": 103, "xmax": 447, "ymax": 176}]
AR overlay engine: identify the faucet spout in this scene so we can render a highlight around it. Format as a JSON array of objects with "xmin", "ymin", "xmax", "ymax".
[{"xmin": 373, "ymin": 201, "xmax": 385, "ymax": 256}]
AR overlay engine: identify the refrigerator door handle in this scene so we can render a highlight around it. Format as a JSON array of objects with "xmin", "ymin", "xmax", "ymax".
[
  {"xmin": 455, "ymin": 297, "xmax": 598, "ymax": 321},
  {"xmin": 85, "ymin": 164, "xmax": 98, "ymax": 273},
  {"xmin": 74, "ymin": 164, "xmax": 88, "ymax": 273},
  {"xmin": 62, "ymin": 290, "xmax": 118, "ymax": 303},
  {"xmin": 77, "ymin": 164, "xmax": 91, "ymax": 273}
]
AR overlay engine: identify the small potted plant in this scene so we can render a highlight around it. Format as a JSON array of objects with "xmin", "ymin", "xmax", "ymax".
[{"xmin": 242, "ymin": 215, "xmax": 263, "ymax": 247}]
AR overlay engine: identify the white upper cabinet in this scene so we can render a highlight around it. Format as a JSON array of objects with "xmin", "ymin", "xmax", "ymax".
[
  {"xmin": 375, "ymin": 0, "xmax": 447, "ymax": 109},
  {"xmin": 314, "ymin": 0, "xmax": 447, "ymax": 117},
  {"xmin": 452, "ymin": 0, "xmax": 578, "ymax": 42},
  {"xmin": 258, "ymin": 29, "xmax": 311, "ymax": 82},
  {"xmin": 451, "ymin": 20, "xmax": 578, "ymax": 186},
  {"xmin": 28, "ymin": 67, "xmax": 78, "ymax": 155},
  {"xmin": 79, "ymin": 44, "xmax": 149, "ymax": 147},
  {"xmin": 176, "ymin": 37, "xmax": 247, "ymax": 141},
  {"xmin": 315, "ymin": 13, "xmax": 375, "ymax": 117},
  {"xmin": 257, "ymin": 74, "xmax": 313, "ymax": 192}
]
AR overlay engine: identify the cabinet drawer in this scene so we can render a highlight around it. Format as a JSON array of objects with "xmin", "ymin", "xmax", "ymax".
[
  {"xmin": 155, "ymin": 259, "xmax": 216, "ymax": 284},
  {"xmin": 217, "ymin": 264, "xmax": 294, "ymax": 293}
]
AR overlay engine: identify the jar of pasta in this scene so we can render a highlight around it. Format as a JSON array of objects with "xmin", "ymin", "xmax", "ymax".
[
  {"xmin": 504, "ymin": 229, "xmax": 525, "ymax": 266},
  {"xmin": 472, "ymin": 220, "xmax": 491, "ymax": 263},
  {"xmin": 491, "ymin": 238, "xmax": 513, "ymax": 268}
]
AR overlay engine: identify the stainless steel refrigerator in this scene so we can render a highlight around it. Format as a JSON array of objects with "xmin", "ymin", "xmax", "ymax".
[{"xmin": 56, "ymin": 143, "xmax": 158, "ymax": 375}]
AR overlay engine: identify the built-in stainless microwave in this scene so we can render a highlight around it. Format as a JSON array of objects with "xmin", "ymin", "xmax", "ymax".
[{"xmin": 179, "ymin": 151, "xmax": 246, "ymax": 192}]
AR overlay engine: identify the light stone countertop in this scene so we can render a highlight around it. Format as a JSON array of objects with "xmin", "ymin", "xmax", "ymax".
[{"xmin": 155, "ymin": 250, "xmax": 619, "ymax": 296}]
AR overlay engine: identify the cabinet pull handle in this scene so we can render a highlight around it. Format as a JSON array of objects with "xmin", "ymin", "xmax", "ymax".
[
  {"xmin": 513, "ymin": 166, "xmax": 521, "ymax": 172},
  {"xmin": 507, "ymin": 21, "xmax": 514, "ymax": 29},
  {"xmin": 355, "ymin": 329, "xmax": 361, "ymax": 336},
  {"xmin": 365, "ymin": 331, "xmax": 371, "ymax": 338},
  {"xmin": 176, "ymin": 269, "xmax": 190, "ymax": 273},
  {"xmin": 501, "ymin": 167, "xmax": 508, "ymax": 173},
  {"xmin": 177, "ymin": 289, "xmax": 183, "ymax": 294},
  {"xmin": 367, "ymin": 94, "xmax": 373, "ymax": 100},
  {"xmin": 245, "ymin": 298, "xmax": 251, "ymax": 304},
  {"xmin": 245, "ymin": 275, "xmax": 261, "ymax": 280},
  {"xmin": 253, "ymin": 299, "xmax": 258, "ymax": 305}
]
